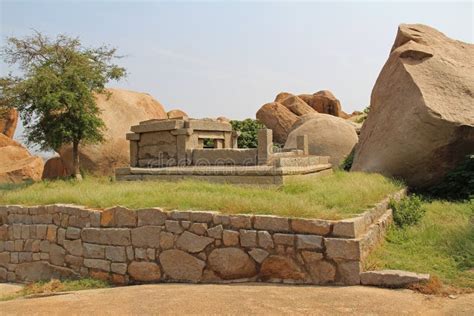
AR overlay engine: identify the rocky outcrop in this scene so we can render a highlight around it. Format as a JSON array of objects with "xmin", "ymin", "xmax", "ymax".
[
  {"xmin": 256, "ymin": 102, "xmax": 298, "ymax": 144},
  {"xmin": 59, "ymin": 89, "xmax": 167, "ymax": 176},
  {"xmin": 351, "ymin": 24, "xmax": 474, "ymax": 188},
  {"xmin": 284, "ymin": 114, "xmax": 358, "ymax": 166},
  {"xmin": 42, "ymin": 156, "xmax": 68, "ymax": 179},
  {"xmin": 257, "ymin": 91, "xmax": 355, "ymax": 144},
  {"xmin": 0, "ymin": 134, "xmax": 44, "ymax": 183},
  {"xmin": 0, "ymin": 108, "xmax": 18, "ymax": 138},
  {"xmin": 167, "ymin": 109, "xmax": 188, "ymax": 119}
]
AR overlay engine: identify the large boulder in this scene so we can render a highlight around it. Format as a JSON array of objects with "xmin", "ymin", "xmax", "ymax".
[
  {"xmin": 59, "ymin": 89, "xmax": 167, "ymax": 175},
  {"xmin": 284, "ymin": 113, "xmax": 358, "ymax": 166},
  {"xmin": 351, "ymin": 24, "xmax": 474, "ymax": 188},
  {"xmin": 0, "ymin": 134, "xmax": 44, "ymax": 183},
  {"xmin": 281, "ymin": 95, "xmax": 316, "ymax": 116},
  {"xmin": 42, "ymin": 156, "xmax": 68, "ymax": 180},
  {"xmin": 0, "ymin": 108, "xmax": 18, "ymax": 138},
  {"xmin": 308, "ymin": 90, "xmax": 343, "ymax": 117},
  {"xmin": 167, "ymin": 109, "xmax": 188, "ymax": 119},
  {"xmin": 256, "ymin": 102, "xmax": 298, "ymax": 144}
]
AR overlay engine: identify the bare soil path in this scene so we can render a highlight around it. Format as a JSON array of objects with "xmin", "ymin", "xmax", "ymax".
[{"xmin": 0, "ymin": 283, "xmax": 472, "ymax": 315}]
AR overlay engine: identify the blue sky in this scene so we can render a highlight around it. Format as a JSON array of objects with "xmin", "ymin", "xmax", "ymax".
[{"xmin": 1, "ymin": 1, "xmax": 473, "ymax": 146}]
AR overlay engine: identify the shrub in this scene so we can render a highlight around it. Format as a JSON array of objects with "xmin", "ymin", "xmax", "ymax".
[
  {"xmin": 355, "ymin": 105, "xmax": 370, "ymax": 123},
  {"xmin": 390, "ymin": 195, "xmax": 425, "ymax": 228},
  {"xmin": 340, "ymin": 150, "xmax": 354, "ymax": 171},
  {"xmin": 230, "ymin": 119, "xmax": 265, "ymax": 148},
  {"xmin": 427, "ymin": 155, "xmax": 474, "ymax": 201}
]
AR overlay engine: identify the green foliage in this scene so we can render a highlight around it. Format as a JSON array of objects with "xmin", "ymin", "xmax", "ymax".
[
  {"xmin": 427, "ymin": 155, "xmax": 474, "ymax": 201},
  {"xmin": 340, "ymin": 150, "xmax": 354, "ymax": 171},
  {"xmin": 389, "ymin": 195, "xmax": 425, "ymax": 228},
  {"xmin": 355, "ymin": 105, "xmax": 370, "ymax": 123},
  {"xmin": 0, "ymin": 31, "xmax": 125, "ymax": 153},
  {"xmin": 230, "ymin": 119, "xmax": 265, "ymax": 148}
]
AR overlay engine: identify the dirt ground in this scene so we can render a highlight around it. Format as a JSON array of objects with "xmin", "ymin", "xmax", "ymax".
[{"xmin": 0, "ymin": 283, "xmax": 472, "ymax": 315}]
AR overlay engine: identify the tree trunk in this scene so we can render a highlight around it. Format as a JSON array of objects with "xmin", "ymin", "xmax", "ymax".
[{"xmin": 72, "ymin": 140, "xmax": 83, "ymax": 181}]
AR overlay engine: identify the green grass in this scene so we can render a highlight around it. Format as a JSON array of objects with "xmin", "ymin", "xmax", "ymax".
[
  {"xmin": 0, "ymin": 278, "xmax": 110, "ymax": 301},
  {"xmin": 366, "ymin": 199, "xmax": 474, "ymax": 289},
  {"xmin": 0, "ymin": 171, "xmax": 402, "ymax": 220}
]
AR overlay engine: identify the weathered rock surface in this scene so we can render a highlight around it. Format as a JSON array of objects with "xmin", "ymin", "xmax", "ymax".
[
  {"xmin": 160, "ymin": 249, "xmax": 205, "ymax": 282},
  {"xmin": 15, "ymin": 261, "xmax": 78, "ymax": 282},
  {"xmin": 42, "ymin": 156, "xmax": 68, "ymax": 179},
  {"xmin": 351, "ymin": 24, "xmax": 474, "ymax": 188},
  {"xmin": 284, "ymin": 113, "xmax": 358, "ymax": 166},
  {"xmin": 0, "ymin": 108, "xmax": 18, "ymax": 138},
  {"xmin": 167, "ymin": 109, "xmax": 188, "ymax": 119},
  {"xmin": 128, "ymin": 261, "xmax": 161, "ymax": 282},
  {"xmin": 281, "ymin": 95, "xmax": 316, "ymax": 116},
  {"xmin": 360, "ymin": 270, "xmax": 430, "ymax": 288},
  {"xmin": 308, "ymin": 90, "xmax": 343, "ymax": 117},
  {"xmin": 0, "ymin": 134, "xmax": 44, "ymax": 183},
  {"xmin": 256, "ymin": 102, "xmax": 298, "ymax": 144},
  {"xmin": 208, "ymin": 248, "xmax": 257, "ymax": 279},
  {"xmin": 176, "ymin": 231, "xmax": 213, "ymax": 253},
  {"xmin": 260, "ymin": 255, "xmax": 306, "ymax": 280},
  {"xmin": 59, "ymin": 88, "xmax": 167, "ymax": 176}
]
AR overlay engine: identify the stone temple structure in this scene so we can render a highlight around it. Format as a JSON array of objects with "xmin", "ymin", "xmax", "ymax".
[{"xmin": 116, "ymin": 118, "xmax": 332, "ymax": 184}]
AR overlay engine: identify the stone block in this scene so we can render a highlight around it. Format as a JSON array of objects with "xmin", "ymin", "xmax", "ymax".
[
  {"xmin": 213, "ymin": 215, "xmax": 231, "ymax": 226},
  {"xmin": 296, "ymin": 235, "xmax": 323, "ymax": 250},
  {"xmin": 10, "ymin": 252, "xmax": 18, "ymax": 263},
  {"xmin": 160, "ymin": 232, "xmax": 175, "ymax": 250},
  {"xmin": 5, "ymin": 241, "xmax": 14, "ymax": 252},
  {"xmin": 222, "ymin": 230, "xmax": 239, "ymax": 246},
  {"xmin": 46, "ymin": 225, "xmax": 57, "ymax": 242},
  {"xmin": 160, "ymin": 249, "xmax": 205, "ymax": 282},
  {"xmin": 260, "ymin": 255, "xmax": 306, "ymax": 281},
  {"xmin": 14, "ymin": 240, "xmax": 23, "ymax": 251},
  {"xmin": 0, "ymin": 252, "xmax": 10, "ymax": 268},
  {"xmin": 273, "ymin": 233, "xmax": 294, "ymax": 246},
  {"xmin": 66, "ymin": 227, "xmax": 81, "ymax": 239},
  {"xmin": 208, "ymin": 248, "xmax": 257, "ymax": 280},
  {"xmin": 137, "ymin": 208, "xmax": 167, "ymax": 226},
  {"xmin": 111, "ymin": 263, "xmax": 128, "ymax": 275},
  {"xmin": 257, "ymin": 231, "xmax": 274, "ymax": 249},
  {"xmin": 84, "ymin": 259, "xmax": 110, "ymax": 272},
  {"xmin": 105, "ymin": 246, "xmax": 126, "ymax": 262},
  {"xmin": 169, "ymin": 211, "xmax": 191, "ymax": 221},
  {"xmin": 21, "ymin": 225, "xmax": 30, "ymax": 239},
  {"xmin": 101, "ymin": 207, "xmax": 136, "ymax": 228},
  {"xmin": 189, "ymin": 222, "xmax": 208, "ymax": 235},
  {"xmin": 190, "ymin": 212, "xmax": 215, "ymax": 223},
  {"xmin": 229, "ymin": 215, "xmax": 253, "ymax": 229},
  {"xmin": 239, "ymin": 229, "xmax": 257, "ymax": 247},
  {"xmin": 83, "ymin": 243, "xmax": 105, "ymax": 259},
  {"xmin": 128, "ymin": 261, "xmax": 161, "ymax": 281},
  {"xmin": 18, "ymin": 252, "xmax": 33, "ymax": 263},
  {"xmin": 291, "ymin": 219, "xmax": 332, "ymax": 236},
  {"xmin": 63, "ymin": 239, "xmax": 83, "ymax": 257},
  {"xmin": 360, "ymin": 270, "xmax": 430, "ymax": 288},
  {"xmin": 135, "ymin": 248, "xmax": 147, "ymax": 260},
  {"xmin": 65, "ymin": 255, "xmax": 83, "ymax": 267},
  {"xmin": 36, "ymin": 225, "xmax": 47, "ymax": 239},
  {"xmin": 176, "ymin": 231, "xmax": 213, "ymax": 253},
  {"xmin": 49, "ymin": 244, "xmax": 66, "ymax": 266},
  {"xmin": 131, "ymin": 226, "xmax": 161, "ymax": 248},
  {"xmin": 248, "ymin": 248, "xmax": 269, "ymax": 263},
  {"xmin": 15, "ymin": 261, "xmax": 78, "ymax": 282},
  {"xmin": 81, "ymin": 228, "xmax": 131, "ymax": 246},
  {"xmin": 126, "ymin": 246, "xmax": 134, "ymax": 261},
  {"xmin": 57, "ymin": 228, "xmax": 66, "ymax": 245},
  {"xmin": 165, "ymin": 220, "xmax": 183, "ymax": 234},
  {"xmin": 39, "ymin": 240, "xmax": 50, "ymax": 252},
  {"xmin": 254, "ymin": 216, "xmax": 289, "ymax": 232},
  {"xmin": 325, "ymin": 238, "xmax": 361, "ymax": 260},
  {"xmin": 207, "ymin": 225, "xmax": 223, "ymax": 239}
]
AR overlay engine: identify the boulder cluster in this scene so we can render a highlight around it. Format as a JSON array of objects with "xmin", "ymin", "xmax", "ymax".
[{"xmin": 256, "ymin": 91, "xmax": 361, "ymax": 166}]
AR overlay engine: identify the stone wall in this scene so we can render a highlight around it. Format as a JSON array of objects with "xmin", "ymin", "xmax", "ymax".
[{"xmin": 0, "ymin": 190, "xmax": 404, "ymax": 285}]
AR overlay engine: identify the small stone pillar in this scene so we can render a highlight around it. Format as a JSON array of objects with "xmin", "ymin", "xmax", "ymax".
[
  {"xmin": 232, "ymin": 131, "xmax": 241, "ymax": 148},
  {"xmin": 296, "ymin": 135, "xmax": 309, "ymax": 155},
  {"xmin": 257, "ymin": 129, "xmax": 273, "ymax": 165},
  {"xmin": 126, "ymin": 133, "xmax": 140, "ymax": 167}
]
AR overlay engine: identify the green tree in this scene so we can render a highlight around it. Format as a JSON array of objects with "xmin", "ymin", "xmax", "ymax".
[
  {"xmin": 0, "ymin": 31, "xmax": 126, "ymax": 180},
  {"xmin": 230, "ymin": 119, "xmax": 265, "ymax": 148}
]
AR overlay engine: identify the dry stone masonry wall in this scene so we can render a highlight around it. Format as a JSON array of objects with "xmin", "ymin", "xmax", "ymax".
[{"xmin": 0, "ymin": 190, "xmax": 404, "ymax": 285}]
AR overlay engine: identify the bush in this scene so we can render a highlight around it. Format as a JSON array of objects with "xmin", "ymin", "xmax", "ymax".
[
  {"xmin": 390, "ymin": 195, "xmax": 425, "ymax": 228},
  {"xmin": 340, "ymin": 150, "xmax": 354, "ymax": 171},
  {"xmin": 230, "ymin": 119, "xmax": 265, "ymax": 148},
  {"xmin": 427, "ymin": 155, "xmax": 474, "ymax": 201}
]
